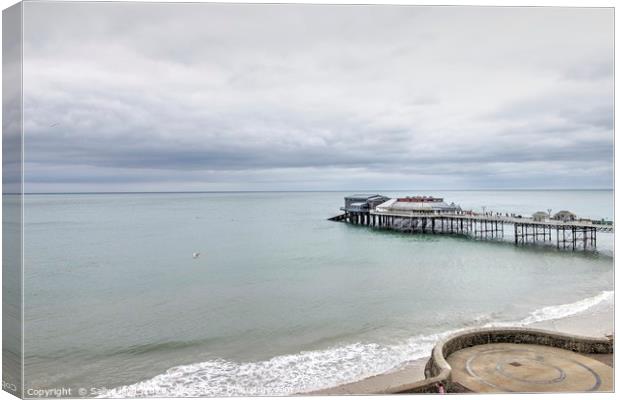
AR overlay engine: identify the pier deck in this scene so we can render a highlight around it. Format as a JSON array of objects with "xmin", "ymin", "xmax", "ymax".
[
  {"xmin": 371, "ymin": 211, "xmax": 613, "ymax": 231},
  {"xmin": 329, "ymin": 210, "xmax": 612, "ymax": 251}
]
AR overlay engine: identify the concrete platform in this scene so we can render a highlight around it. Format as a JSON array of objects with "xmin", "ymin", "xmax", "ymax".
[{"xmin": 447, "ymin": 343, "xmax": 613, "ymax": 393}]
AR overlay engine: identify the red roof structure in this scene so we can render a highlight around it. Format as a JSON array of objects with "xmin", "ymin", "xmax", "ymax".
[{"xmin": 396, "ymin": 196, "xmax": 444, "ymax": 203}]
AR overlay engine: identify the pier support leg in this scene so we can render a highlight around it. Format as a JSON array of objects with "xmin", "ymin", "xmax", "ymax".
[
  {"xmin": 593, "ymin": 228, "xmax": 597, "ymax": 249},
  {"xmin": 514, "ymin": 224, "xmax": 518, "ymax": 245}
]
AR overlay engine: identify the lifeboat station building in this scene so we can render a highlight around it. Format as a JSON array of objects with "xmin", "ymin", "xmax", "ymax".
[{"xmin": 341, "ymin": 194, "xmax": 390, "ymax": 213}]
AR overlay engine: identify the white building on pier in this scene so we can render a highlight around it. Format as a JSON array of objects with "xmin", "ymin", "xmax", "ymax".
[{"xmin": 375, "ymin": 196, "xmax": 461, "ymax": 215}]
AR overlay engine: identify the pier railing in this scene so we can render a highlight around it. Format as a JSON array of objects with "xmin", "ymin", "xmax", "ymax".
[{"xmin": 328, "ymin": 210, "xmax": 612, "ymax": 251}]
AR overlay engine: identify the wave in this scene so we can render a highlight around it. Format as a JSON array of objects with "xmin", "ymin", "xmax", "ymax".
[
  {"xmin": 517, "ymin": 290, "xmax": 613, "ymax": 326},
  {"xmin": 100, "ymin": 290, "xmax": 613, "ymax": 398},
  {"xmin": 98, "ymin": 335, "xmax": 443, "ymax": 397}
]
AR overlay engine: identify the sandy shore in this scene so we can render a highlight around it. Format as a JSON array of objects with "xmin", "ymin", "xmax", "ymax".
[{"xmin": 311, "ymin": 300, "xmax": 613, "ymax": 395}]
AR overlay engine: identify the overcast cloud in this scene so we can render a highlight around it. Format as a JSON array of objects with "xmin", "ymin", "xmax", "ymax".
[{"xmin": 22, "ymin": 3, "xmax": 613, "ymax": 192}]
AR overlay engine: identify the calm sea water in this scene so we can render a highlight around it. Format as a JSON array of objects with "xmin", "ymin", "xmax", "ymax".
[{"xmin": 23, "ymin": 190, "xmax": 613, "ymax": 396}]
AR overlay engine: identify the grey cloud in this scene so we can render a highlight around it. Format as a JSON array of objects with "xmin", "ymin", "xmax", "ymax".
[
  {"xmin": 563, "ymin": 60, "xmax": 613, "ymax": 81},
  {"xmin": 20, "ymin": 2, "xmax": 613, "ymax": 192}
]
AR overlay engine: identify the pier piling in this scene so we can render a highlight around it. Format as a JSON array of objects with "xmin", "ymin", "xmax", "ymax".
[{"xmin": 330, "ymin": 210, "xmax": 607, "ymax": 251}]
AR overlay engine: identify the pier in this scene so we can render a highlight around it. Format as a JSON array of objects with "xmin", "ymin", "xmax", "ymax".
[{"xmin": 329, "ymin": 195, "xmax": 613, "ymax": 251}]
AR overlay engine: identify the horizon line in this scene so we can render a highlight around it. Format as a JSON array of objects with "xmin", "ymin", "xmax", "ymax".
[{"xmin": 10, "ymin": 188, "xmax": 615, "ymax": 195}]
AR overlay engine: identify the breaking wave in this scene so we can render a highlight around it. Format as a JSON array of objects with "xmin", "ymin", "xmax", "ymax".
[
  {"xmin": 518, "ymin": 290, "xmax": 613, "ymax": 326},
  {"xmin": 100, "ymin": 290, "xmax": 613, "ymax": 397}
]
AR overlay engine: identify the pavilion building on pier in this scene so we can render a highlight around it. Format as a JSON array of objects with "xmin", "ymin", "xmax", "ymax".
[{"xmin": 375, "ymin": 196, "xmax": 461, "ymax": 215}]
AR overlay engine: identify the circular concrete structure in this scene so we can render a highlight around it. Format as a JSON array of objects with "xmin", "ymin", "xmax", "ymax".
[
  {"xmin": 447, "ymin": 343, "xmax": 612, "ymax": 393},
  {"xmin": 388, "ymin": 327, "xmax": 613, "ymax": 394}
]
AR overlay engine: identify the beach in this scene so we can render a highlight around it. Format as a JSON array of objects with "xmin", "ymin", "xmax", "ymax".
[{"xmin": 313, "ymin": 298, "xmax": 614, "ymax": 395}]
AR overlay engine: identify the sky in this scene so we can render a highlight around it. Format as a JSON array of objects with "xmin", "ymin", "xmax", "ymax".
[{"xmin": 21, "ymin": 2, "xmax": 613, "ymax": 192}]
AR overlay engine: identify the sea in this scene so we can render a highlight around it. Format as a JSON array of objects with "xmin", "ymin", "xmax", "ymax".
[{"xmin": 22, "ymin": 190, "xmax": 613, "ymax": 396}]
